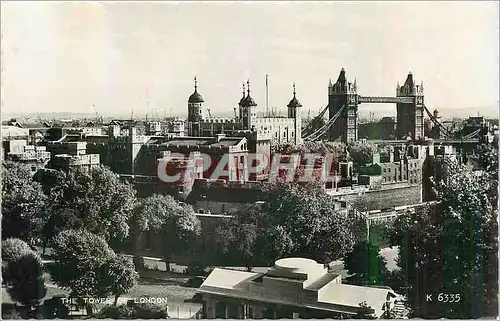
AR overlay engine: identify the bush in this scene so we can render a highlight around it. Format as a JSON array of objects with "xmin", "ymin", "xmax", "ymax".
[
  {"xmin": 184, "ymin": 261, "xmax": 208, "ymax": 276},
  {"xmin": 133, "ymin": 303, "xmax": 169, "ymax": 319},
  {"xmin": 40, "ymin": 295, "xmax": 70, "ymax": 319},
  {"xmin": 3, "ymin": 251, "xmax": 47, "ymax": 308},
  {"xmin": 97, "ymin": 305, "xmax": 134, "ymax": 319},
  {"xmin": 2, "ymin": 238, "xmax": 33, "ymax": 264},
  {"xmin": 97, "ymin": 302, "xmax": 168, "ymax": 319}
]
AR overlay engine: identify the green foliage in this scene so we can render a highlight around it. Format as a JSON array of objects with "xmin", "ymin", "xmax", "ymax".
[
  {"xmin": 99, "ymin": 254, "xmax": 139, "ymax": 305},
  {"xmin": 98, "ymin": 302, "xmax": 168, "ymax": 319},
  {"xmin": 2, "ymin": 238, "xmax": 33, "ymax": 264},
  {"xmin": 347, "ymin": 141, "xmax": 378, "ymax": 169},
  {"xmin": 355, "ymin": 301, "xmax": 377, "ymax": 319},
  {"xmin": 389, "ymin": 158, "xmax": 498, "ymax": 318},
  {"xmin": 215, "ymin": 216, "xmax": 259, "ymax": 269},
  {"xmin": 43, "ymin": 166, "xmax": 137, "ymax": 245},
  {"xmin": 2, "ymin": 161, "xmax": 48, "ymax": 244},
  {"xmin": 132, "ymin": 194, "xmax": 201, "ymax": 268},
  {"xmin": 40, "ymin": 295, "xmax": 70, "ymax": 319},
  {"xmin": 216, "ymin": 182, "xmax": 357, "ymax": 266},
  {"xmin": 343, "ymin": 241, "xmax": 389, "ymax": 285},
  {"xmin": 271, "ymin": 141, "xmax": 348, "ymax": 160},
  {"xmin": 48, "ymin": 229, "xmax": 137, "ymax": 305},
  {"xmin": 3, "ymin": 249, "xmax": 47, "ymax": 308}
]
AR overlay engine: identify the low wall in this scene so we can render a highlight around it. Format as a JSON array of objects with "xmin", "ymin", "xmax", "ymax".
[{"xmin": 344, "ymin": 184, "xmax": 422, "ymax": 211}]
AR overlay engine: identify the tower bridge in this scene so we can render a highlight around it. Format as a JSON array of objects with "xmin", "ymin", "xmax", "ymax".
[{"xmin": 302, "ymin": 68, "xmax": 483, "ymax": 144}]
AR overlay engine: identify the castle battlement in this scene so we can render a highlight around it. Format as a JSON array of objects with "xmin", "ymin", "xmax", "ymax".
[{"xmin": 202, "ymin": 117, "xmax": 237, "ymax": 124}]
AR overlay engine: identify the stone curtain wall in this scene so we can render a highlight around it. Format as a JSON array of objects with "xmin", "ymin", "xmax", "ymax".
[{"xmin": 345, "ymin": 184, "xmax": 422, "ymax": 211}]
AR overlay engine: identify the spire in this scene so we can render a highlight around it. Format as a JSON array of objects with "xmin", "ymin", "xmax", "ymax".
[
  {"xmin": 287, "ymin": 82, "xmax": 302, "ymax": 108},
  {"xmin": 242, "ymin": 82, "xmax": 246, "ymax": 97},
  {"xmin": 329, "ymin": 78, "xmax": 333, "ymax": 87},
  {"xmin": 241, "ymin": 79, "xmax": 257, "ymax": 107},
  {"xmin": 188, "ymin": 76, "xmax": 204, "ymax": 103},
  {"xmin": 337, "ymin": 68, "xmax": 347, "ymax": 87}
]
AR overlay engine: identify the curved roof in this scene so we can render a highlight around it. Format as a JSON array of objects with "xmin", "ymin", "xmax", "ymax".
[
  {"xmin": 240, "ymin": 94, "xmax": 257, "ymax": 107},
  {"xmin": 274, "ymin": 257, "xmax": 320, "ymax": 275},
  {"xmin": 287, "ymin": 85, "xmax": 302, "ymax": 108},
  {"xmin": 188, "ymin": 90, "xmax": 204, "ymax": 103}
]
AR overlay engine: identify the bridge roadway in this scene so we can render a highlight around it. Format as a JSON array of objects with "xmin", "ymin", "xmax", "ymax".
[{"xmin": 358, "ymin": 96, "xmax": 414, "ymax": 104}]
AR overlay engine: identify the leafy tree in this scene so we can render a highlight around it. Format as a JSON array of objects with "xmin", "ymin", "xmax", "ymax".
[
  {"xmin": 132, "ymin": 194, "xmax": 201, "ymax": 271},
  {"xmin": 48, "ymin": 229, "xmax": 137, "ymax": 315},
  {"xmin": 43, "ymin": 166, "xmax": 137, "ymax": 247},
  {"xmin": 2, "ymin": 238, "xmax": 33, "ymax": 265},
  {"xmin": 216, "ymin": 182, "xmax": 358, "ymax": 266},
  {"xmin": 3, "ymin": 248, "xmax": 47, "ymax": 309},
  {"xmin": 347, "ymin": 141, "xmax": 378, "ymax": 170},
  {"xmin": 40, "ymin": 295, "xmax": 70, "ymax": 319},
  {"xmin": 2, "ymin": 161, "xmax": 48, "ymax": 244},
  {"xmin": 325, "ymin": 141, "xmax": 348, "ymax": 161},
  {"xmin": 344, "ymin": 241, "xmax": 389, "ymax": 286},
  {"xmin": 389, "ymin": 157, "xmax": 498, "ymax": 318},
  {"xmin": 99, "ymin": 254, "xmax": 139, "ymax": 305},
  {"xmin": 215, "ymin": 214, "xmax": 259, "ymax": 270}
]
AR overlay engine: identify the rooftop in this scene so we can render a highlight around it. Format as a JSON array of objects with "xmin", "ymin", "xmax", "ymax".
[{"xmin": 199, "ymin": 257, "xmax": 397, "ymax": 317}]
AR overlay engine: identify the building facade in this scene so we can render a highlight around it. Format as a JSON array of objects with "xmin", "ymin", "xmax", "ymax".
[
  {"xmin": 199, "ymin": 257, "xmax": 397, "ymax": 319},
  {"xmin": 186, "ymin": 78, "xmax": 302, "ymax": 146}
]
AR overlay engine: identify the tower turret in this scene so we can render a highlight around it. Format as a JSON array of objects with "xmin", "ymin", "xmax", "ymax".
[
  {"xmin": 187, "ymin": 76, "xmax": 204, "ymax": 136},
  {"xmin": 327, "ymin": 68, "xmax": 358, "ymax": 143},
  {"xmin": 237, "ymin": 82, "xmax": 246, "ymax": 122},
  {"xmin": 287, "ymin": 83, "xmax": 303, "ymax": 144},
  {"xmin": 396, "ymin": 72, "xmax": 425, "ymax": 140},
  {"xmin": 239, "ymin": 80, "xmax": 257, "ymax": 130}
]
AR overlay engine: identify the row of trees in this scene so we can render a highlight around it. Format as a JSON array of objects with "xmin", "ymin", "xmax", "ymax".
[
  {"xmin": 271, "ymin": 140, "xmax": 383, "ymax": 170},
  {"xmin": 214, "ymin": 182, "xmax": 363, "ymax": 269},
  {"xmin": 2, "ymin": 163, "xmax": 201, "ymax": 316}
]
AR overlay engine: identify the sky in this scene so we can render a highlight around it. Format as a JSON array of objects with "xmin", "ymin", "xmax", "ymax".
[{"xmin": 1, "ymin": 1, "xmax": 499, "ymax": 120}]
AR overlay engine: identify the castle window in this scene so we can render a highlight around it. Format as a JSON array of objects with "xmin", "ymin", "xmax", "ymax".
[
  {"xmin": 275, "ymin": 132, "xmax": 278, "ymax": 138},
  {"xmin": 283, "ymin": 131, "xmax": 286, "ymax": 137},
  {"xmin": 291, "ymin": 132, "xmax": 294, "ymax": 137}
]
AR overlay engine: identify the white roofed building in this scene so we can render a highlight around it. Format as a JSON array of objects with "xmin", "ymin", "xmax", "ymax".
[{"xmin": 198, "ymin": 257, "xmax": 398, "ymax": 319}]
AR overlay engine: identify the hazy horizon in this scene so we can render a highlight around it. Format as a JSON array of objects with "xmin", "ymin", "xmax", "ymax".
[{"xmin": 1, "ymin": 1, "xmax": 499, "ymax": 120}]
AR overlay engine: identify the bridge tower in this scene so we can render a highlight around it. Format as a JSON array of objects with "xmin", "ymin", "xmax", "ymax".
[
  {"xmin": 328, "ymin": 68, "xmax": 358, "ymax": 143},
  {"xmin": 396, "ymin": 72, "xmax": 425, "ymax": 140}
]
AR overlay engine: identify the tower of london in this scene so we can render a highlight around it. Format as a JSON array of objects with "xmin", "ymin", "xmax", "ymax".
[{"xmin": 186, "ymin": 77, "xmax": 303, "ymax": 145}]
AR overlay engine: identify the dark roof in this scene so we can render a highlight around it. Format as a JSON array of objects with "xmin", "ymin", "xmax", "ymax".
[
  {"xmin": 240, "ymin": 95, "xmax": 257, "ymax": 107},
  {"xmin": 188, "ymin": 89, "xmax": 204, "ymax": 103},
  {"xmin": 335, "ymin": 68, "xmax": 347, "ymax": 91},
  {"xmin": 150, "ymin": 136, "xmax": 244, "ymax": 148},
  {"xmin": 208, "ymin": 138, "xmax": 243, "ymax": 148},
  {"xmin": 403, "ymin": 72, "xmax": 414, "ymax": 88},
  {"xmin": 287, "ymin": 96, "xmax": 302, "ymax": 108},
  {"xmin": 287, "ymin": 85, "xmax": 302, "ymax": 108},
  {"xmin": 84, "ymin": 135, "xmax": 108, "ymax": 143}
]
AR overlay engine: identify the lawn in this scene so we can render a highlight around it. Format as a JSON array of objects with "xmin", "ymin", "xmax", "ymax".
[{"xmin": 2, "ymin": 271, "xmax": 201, "ymax": 319}]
